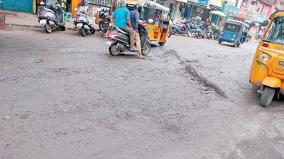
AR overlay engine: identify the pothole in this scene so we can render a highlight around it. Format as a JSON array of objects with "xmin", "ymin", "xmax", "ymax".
[{"xmin": 164, "ymin": 49, "xmax": 227, "ymax": 98}]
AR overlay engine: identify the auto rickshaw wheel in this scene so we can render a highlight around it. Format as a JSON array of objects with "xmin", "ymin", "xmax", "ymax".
[
  {"xmin": 234, "ymin": 42, "xmax": 240, "ymax": 47},
  {"xmin": 159, "ymin": 42, "xmax": 166, "ymax": 46},
  {"xmin": 260, "ymin": 87, "xmax": 276, "ymax": 107},
  {"xmin": 218, "ymin": 39, "xmax": 222, "ymax": 44}
]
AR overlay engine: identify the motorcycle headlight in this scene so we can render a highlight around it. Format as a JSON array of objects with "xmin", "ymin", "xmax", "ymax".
[{"xmin": 259, "ymin": 53, "xmax": 269, "ymax": 62}]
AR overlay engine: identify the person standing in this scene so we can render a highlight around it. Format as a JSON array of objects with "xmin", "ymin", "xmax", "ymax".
[
  {"xmin": 112, "ymin": 0, "xmax": 136, "ymax": 52},
  {"xmin": 257, "ymin": 28, "xmax": 263, "ymax": 40},
  {"xmin": 130, "ymin": 5, "xmax": 145, "ymax": 59}
]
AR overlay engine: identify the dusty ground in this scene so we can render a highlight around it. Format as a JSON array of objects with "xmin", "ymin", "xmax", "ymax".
[{"xmin": 0, "ymin": 28, "xmax": 284, "ymax": 159}]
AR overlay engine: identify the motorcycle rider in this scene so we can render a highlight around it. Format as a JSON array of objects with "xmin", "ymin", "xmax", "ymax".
[
  {"xmin": 112, "ymin": 0, "xmax": 136, "ymax": 52},
  {"xmin": 130, "ymin": 5, "xmax": 145, "ymax": 59}
]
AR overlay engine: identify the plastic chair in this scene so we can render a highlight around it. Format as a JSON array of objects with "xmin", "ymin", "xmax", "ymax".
[{"xmin": 64, "ymin": 12, "xmax": 72, "ymax": 22}]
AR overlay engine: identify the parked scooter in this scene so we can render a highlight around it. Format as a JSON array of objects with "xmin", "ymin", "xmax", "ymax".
[
  {"xmin": 74, "ymin": 8, "xmax": 95, "ymax": 36},
  {"xmin": 107, "ymin": 25, "xmax": 151, "ymax": 56},
  {"xmin": 37, "ymin": 2, "xmax": 65, "ymax": 33}
]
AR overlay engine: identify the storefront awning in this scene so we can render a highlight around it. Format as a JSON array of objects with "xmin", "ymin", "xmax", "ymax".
[{"xmin": 210, "ymin": 10, "xmax": 226, "ymax": 17}]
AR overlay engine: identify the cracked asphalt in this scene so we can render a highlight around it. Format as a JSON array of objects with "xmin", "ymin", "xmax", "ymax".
[{"xmin": 0, "ymin": 28, "xmax": 284, "ymax": 159}]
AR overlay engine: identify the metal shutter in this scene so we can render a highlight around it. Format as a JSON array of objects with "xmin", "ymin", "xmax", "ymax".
[{"xmin": 3, "ymin": 0, "xmax": 32, "ymax": 12}]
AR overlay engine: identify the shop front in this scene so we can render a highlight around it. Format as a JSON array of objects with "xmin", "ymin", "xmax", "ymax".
[{"xmin": 3, "ymin": 0, "xmax": 33, "ymax": 13}]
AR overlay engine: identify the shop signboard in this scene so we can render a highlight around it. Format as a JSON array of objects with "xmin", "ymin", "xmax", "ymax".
[
  {"xmin": 198, "ymin": 0, "xmax": 208, "ymax": 6},
  {"xmin": 226, "ymin": 0, "xmax": 236, "ymax": 6},
  {"xmin": 224, "ymin": 4, "xmax": 239, "ymax": 17},
  {"xmin": 210, "ymin": 0, "xmax": 222, "ymax": 7},
  {"xmin": 89, "ymin": 0, "xmax": 112, "ymax": 7},
  {"xmin": 255, "ymin": 13, "xmax": 267, "ymax": 23}
]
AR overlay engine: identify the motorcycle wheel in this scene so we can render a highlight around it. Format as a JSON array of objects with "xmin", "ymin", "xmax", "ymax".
[
  {"xmin": 100, "ymin": 22, "xmax": 109, "ymax": 33},
  {"xmin": 142, "ymin": 40, "xmax": 151, "ymax": 56},
  {"xmin": 168, "ymin": 31, "xmax": 172, "ymax": 38},
  {"xmin": 109, "ymin": 42, "xmax": 120, "ymax": 56},
  {"xmin": 187, "ymin": 31, "xmax": 191, "ymax": 37},
  {"xmin": 172, "ymin": 28, "xmax": 177, "ymax": 35},
  {"xmin": 80, "ymin": 28, "xmax": 87, "ymax": 37},
  {"xmin": 44, "ymin": 24, "xmax": 52, "ymax": 33}
]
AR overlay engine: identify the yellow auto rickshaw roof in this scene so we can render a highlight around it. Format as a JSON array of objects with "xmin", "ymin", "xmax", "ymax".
[{"xmin": 270, "ymin": 10, "xmax": 284, "ymax": 19}]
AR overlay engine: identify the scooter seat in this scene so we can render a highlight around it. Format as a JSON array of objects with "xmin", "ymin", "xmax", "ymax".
[{"xmin": 115, "ymin": 26, "xmax": 128, "ymax": 35}]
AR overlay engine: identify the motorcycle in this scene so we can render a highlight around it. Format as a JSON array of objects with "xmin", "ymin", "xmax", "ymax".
[
  {"xmin": 96, "ymin": 9, "xmax": 111, "ymax": 33},
  {"xmin": 107, "ymin": 25, "xmax": 151, "ymax": 56},
  {"xmin": 37, "ymin": 2, "xmax": 65, "ymax": 33},
  {"xmin": 194, "ymin": 25, "xmax": 205, "ymax": 39},
  {"xmin": 170, "ymin": 21, "xmax": 191, "ymax": 37},
  {"xmin": 74, "ymin": 9, "xmax": 95, "ymax": 36}
]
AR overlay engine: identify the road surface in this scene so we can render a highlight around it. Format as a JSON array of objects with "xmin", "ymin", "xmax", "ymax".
[{"xmin": 0, "ymin": 28, "xmax": 283, "ymax": 159}]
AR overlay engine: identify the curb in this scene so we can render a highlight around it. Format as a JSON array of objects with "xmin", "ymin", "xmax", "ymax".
[{"xmin": 5, "ymin": 23, "xmax": 77, "ymax": 31}]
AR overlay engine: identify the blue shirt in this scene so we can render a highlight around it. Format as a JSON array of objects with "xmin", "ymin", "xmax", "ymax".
[
  {"xmin": 130, "ymin": 9, "xmax": 140, "ymax": 32},
  {"xmin": 113, "ymin": 7, "xmax": 130, "ymax": 28}
]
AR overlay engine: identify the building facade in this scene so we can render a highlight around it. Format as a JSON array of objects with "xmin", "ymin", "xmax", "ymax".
[{"xmin": 2, "ymin": 0, "xmax": 34, "ymax": 13}]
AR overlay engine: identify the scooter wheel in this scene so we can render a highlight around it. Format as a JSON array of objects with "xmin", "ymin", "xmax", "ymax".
[
  {"xmin": 80, "ymin": 29, "xmax": 87, "ymax": 37},
  {"xmin": 260, "ymin": 87, "xmax": 275, "ymax": 107},
  {"xmin": 61, "ymin": 26, "xmax": 66, "ymax": 31},
  {"xmin": 44, "ymin": 24, "xmax": 52, "ymax": 33},
  {"xmin": 109, "ymin": 42, "xmax": 120, "ymax": 56}
]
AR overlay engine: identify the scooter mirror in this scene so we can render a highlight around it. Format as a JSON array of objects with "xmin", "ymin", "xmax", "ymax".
[{"xmin": 148, "ymin": 19, "xmax": 154, "ymax": 23}]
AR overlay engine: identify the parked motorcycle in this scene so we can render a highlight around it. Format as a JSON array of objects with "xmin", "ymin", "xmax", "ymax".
[
  {"xmin": 107, "ymin": 25, "xmax": 151, "ymax": 56},
  {"xmin": 170, "ymin": 21, "xmax": 191, "ymax": 37},
  {"xmin": 96, "ymin": 9, "xmax": 111, "ymax": 33},
  {"xmin": 194, "ymin": 25, "xmax": 205, "ymax": 39},
  {"xmin": 37, "ymin": 2, "xmax": 65, "ymax": 33},
  {"xmin": 74, "ymin": 10, "xmax": 95, "ymax": 36}
]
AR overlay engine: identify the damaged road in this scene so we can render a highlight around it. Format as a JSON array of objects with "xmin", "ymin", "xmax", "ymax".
[{"xmin": 0, "ymin": 29, "xmax": 284, "ymax": 159}]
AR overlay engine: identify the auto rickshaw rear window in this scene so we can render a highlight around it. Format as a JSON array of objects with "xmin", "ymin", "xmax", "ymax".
[
  {"xmin": 223, "ymin": 23, "xmax": 240, "ymax": 32},
  {"xmin": 264, "ymin": 17, "xmax": 284, "ymax": 44}
]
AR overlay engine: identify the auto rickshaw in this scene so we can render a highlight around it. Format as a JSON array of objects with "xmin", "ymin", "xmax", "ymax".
[
  {"xmin": 139, "ymin": 1, "xmax": 171, "ymax": 46},
  {"xmin": 249, "ymin": 11, "xmax": 284, "ymax": 107},
  {"xmin": 218, "ymin": 19, "xmax": 249, "ymax": 47}
]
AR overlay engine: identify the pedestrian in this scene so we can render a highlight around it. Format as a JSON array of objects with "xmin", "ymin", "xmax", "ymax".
[
  {"xmin": 130, "ymin": 5, "xmax": 145, "ymax": 59},
  {"xmin": 241, "ymin": 28, "xmax": 248, "ymax": 43},
  {"xmin": 112, "ymin": 0, "xmax": 136, "ymax": 52},
  {"xmin": 257, "ymin": 28, "xmax": 263, "ymax": 40}
]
